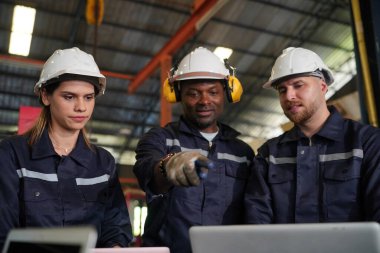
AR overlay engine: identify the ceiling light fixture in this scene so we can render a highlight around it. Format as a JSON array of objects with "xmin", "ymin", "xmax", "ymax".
[
  {"xmin": 9, "ymin": 5, "xmax": 36, "ymax": 56},
  {"xmin": 213, "ymin": 46, "xmax": 233, "ymax": 60}
]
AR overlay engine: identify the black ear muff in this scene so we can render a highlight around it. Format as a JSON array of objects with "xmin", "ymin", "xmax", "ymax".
[
  {"xmin": 163, "ymin": 65, "xmax": 181, "ymax": 103},
  {"xmin": 224, "ymin": 59, "xmax": 243, "ymax": 103}
]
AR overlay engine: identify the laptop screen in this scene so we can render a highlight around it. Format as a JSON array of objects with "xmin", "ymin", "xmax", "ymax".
[
  {"xmin": 2, "ymin": 227, "xmax": 97, "ymax": 253},
  {"xmin": 91, "ymin": 247, "xmax": 170, "ymax": 253},
  {"xmin": 190, "ymin": 222, "xmax": 380, "ymax": 253},
  {"xmin": 7, "ymin": 241, "xmax": 81, "ymax": 253}
]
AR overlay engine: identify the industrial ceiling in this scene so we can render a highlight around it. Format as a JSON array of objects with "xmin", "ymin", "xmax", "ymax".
[{"xmin": 0, "ymin": 0, "xmax": 356, "ymax": 165}]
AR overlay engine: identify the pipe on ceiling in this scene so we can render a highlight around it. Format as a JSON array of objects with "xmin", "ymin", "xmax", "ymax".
[
  {"xmin": 127, "ymin": 0, "xmax": 227, "ymax": 94},
  {"xmin": 0, "ymin": 54, "xmax": 134, "ymax": 80}
]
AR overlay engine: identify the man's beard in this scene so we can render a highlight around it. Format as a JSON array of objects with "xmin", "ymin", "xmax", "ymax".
[
  {"xmin": 283, "ymin": 101, "xmax": 318, "ymax": 125},
  {"xmin": 195, "ymin": 118, "xmax": 213, "ymax": 130}
]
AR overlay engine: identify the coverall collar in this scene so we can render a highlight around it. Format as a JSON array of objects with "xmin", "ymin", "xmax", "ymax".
[
  {"xmin": 279, "ymin": 106, "xmax": 344, "ymax": 144},
  {"xmin": 178, "ymin": 115, "xmax": 240, "ymax": 140},
  {"xmin": 31, "ymin": 128, "xmax": 93, "ymax": 168}
]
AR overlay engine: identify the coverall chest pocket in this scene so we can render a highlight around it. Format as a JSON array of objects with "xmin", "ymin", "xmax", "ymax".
[
  {"xmin": 267, "ymin": 165, "xmax": 296, "ymax": 206},
  {"xmin": 76, "ymin": 182, "xmax": 109, "ymax": 221},
  {"xmin": 268, "ymin": 165, "xmax": 294, "ymax": 184},
  {"xmin": 323, "ymin": 159, "xmax": 362, "ymax": 219},
  {"xmin": 224, "ymin": 162, "xmax": 250, "ymax": 205},
  {"xmin": 23, "ymin": 179, "xmax": 60, "ymax": 225},
  {"xmin": 77, "ymin": 183, "xmax": 109, "ymax": 204}
]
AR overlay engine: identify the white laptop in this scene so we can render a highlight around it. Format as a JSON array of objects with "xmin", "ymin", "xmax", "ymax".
[
  {"xmin": 91, "ymin": 247, "xmax": 170, "ymax": 253},
  {"xmin": 2, "ymin": 226, "xmax": 98, "ymax": 253},
  {"xmin": 190, "ymin": 222, "xmax": 380, "ymax": 253}
]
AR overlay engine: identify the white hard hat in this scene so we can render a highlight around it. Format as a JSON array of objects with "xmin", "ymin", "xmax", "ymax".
[
  {"xmin": 171, "ymin": 47, "xmax": 229, "ymax": 81},
  {"xmin": 262, "ymin": 47, "xmax": 334, "ymax": 89},
  {"xmin": 35, "ymin": 47, "xmax": 106, "ymax": 95}
]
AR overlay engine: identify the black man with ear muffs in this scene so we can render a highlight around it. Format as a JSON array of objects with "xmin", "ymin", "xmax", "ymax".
[{"xmin": 133, "ymin": 47, "xmax": 254, "ymax": 253}]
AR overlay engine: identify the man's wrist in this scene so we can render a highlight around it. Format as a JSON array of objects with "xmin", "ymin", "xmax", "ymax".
[{"xmin": 158, "ymin": 153, "xmax": 176, "ymax": 178}]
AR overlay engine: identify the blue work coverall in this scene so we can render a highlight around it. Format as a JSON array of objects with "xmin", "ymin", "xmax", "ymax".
[
  {"xmin": 133, "ymin": 117, "xmax": 254, "ymax": 253},
  {"xmin": 245, "ymin": 106, "xmax": 380, "ymax": 223},
  {"xmin": 0, "ymin": 129, "xmax": 132, "ymax": 250}
]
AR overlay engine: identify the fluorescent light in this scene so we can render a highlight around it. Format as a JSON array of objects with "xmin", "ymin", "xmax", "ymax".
[
  {"xmin": 133, "ymin": 206, "xmax": 141, "ymax": 236},
  {"xmin": 12, "ymin": 6, "xmax": 35, "ymax": 33},
  {"xmin": 9, "ymin": 5, "xmax": 36, "ymax": 56},
  {"xmin": 9, "ymin": 33, "xmax": 33, "ymax": 56},
  {"xmin": 213, "ymin": 47, "xmax": 233, "ymax": 60},
  {"xmin": 133, "ymin": 206, "xmax": 147, "ymax": 236}
]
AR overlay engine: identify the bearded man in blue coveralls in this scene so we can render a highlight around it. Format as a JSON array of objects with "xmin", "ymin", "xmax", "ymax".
[
  {"xmin": 245, "ymin": 47, "xmax": 380, "ymax": 223},
  {"xmin": 133, "ymin": 47, "xmax": 254, "ymax": 253}
]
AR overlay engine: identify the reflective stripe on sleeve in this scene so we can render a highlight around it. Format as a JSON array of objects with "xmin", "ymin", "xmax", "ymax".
[
  {"xmin": 181, "ymin": 147, "xmax": 208, "ymax": 157},
  {"xmin": 166, "ymin": 138, "xmax": 209, "ymax": 156},
  {"xmin": 166, "ymin": 138, "xmax": 180, "ymax": 147},
  {"xmin": 166, "ymin": 138, "xmax": 249, "ymax": 164}
]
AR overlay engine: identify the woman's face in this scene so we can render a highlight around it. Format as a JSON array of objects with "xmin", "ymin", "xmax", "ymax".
[{"xmin": 41, "ymin": 80, "xmax": 96, "ymax": 133}]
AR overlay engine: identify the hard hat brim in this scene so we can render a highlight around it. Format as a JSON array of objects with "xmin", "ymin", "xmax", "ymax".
[
  {"xmin": 173, "ymin": 71, "xmax": 227, "ymax": 82},
  {"xmin": 262, "ymin": 71, "xmax": 334, "ymax": 89},
  {"xmin": 262, "ymin": 80, "xmax": 273, "ymax": 89}
]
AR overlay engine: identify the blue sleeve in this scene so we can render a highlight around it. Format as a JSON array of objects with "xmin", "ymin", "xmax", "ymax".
[
  {"xmin": 97, "ymin": 155, "xmax": 133, "ymax": 247},
  {"xmin": 0, "ymin": 139, "xmax": 21, "ymax": 250},
  {"xmin": 244, "ymin": 144, "xmax": 273, "ymax": 224},
  {"xmin": 361, "ymin": 128, "xmax": 380, "ymax": 222},
  {"xmin": 133, "ymin": 127, "xmax": 167, "ymax": 194}
]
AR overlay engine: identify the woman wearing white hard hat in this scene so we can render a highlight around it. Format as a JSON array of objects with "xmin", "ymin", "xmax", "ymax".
[
  {"xmin": 245, "ymin": 47, "xmax": 380, "ymax": 225},
  {"xmin": 0, "ymin": 47, "xmax": 132, "ymax": 249}
]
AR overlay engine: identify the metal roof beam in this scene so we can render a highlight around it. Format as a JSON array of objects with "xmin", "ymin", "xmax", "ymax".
[
  {"xmin": 127, "ymin": 0, "xmax": 225, "ymax": 93},
  {"xmin": 250, "ymin": 0, "xmax": 351, "ymax": 26}
]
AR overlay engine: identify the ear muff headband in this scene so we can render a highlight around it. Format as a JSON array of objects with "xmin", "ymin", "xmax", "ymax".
[
  {"xmin": 163, "ymin": 65, "xmax": 181, "ymax": 103},
  {"xmin": 162, "ymin": 61, "xmax": 244, "ymax": 103}
]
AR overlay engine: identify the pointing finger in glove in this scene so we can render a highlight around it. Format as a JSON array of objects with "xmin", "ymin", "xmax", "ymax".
[{"xmin": 165, "ymin": 151, "xmax": 209, "ymax": 187}]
